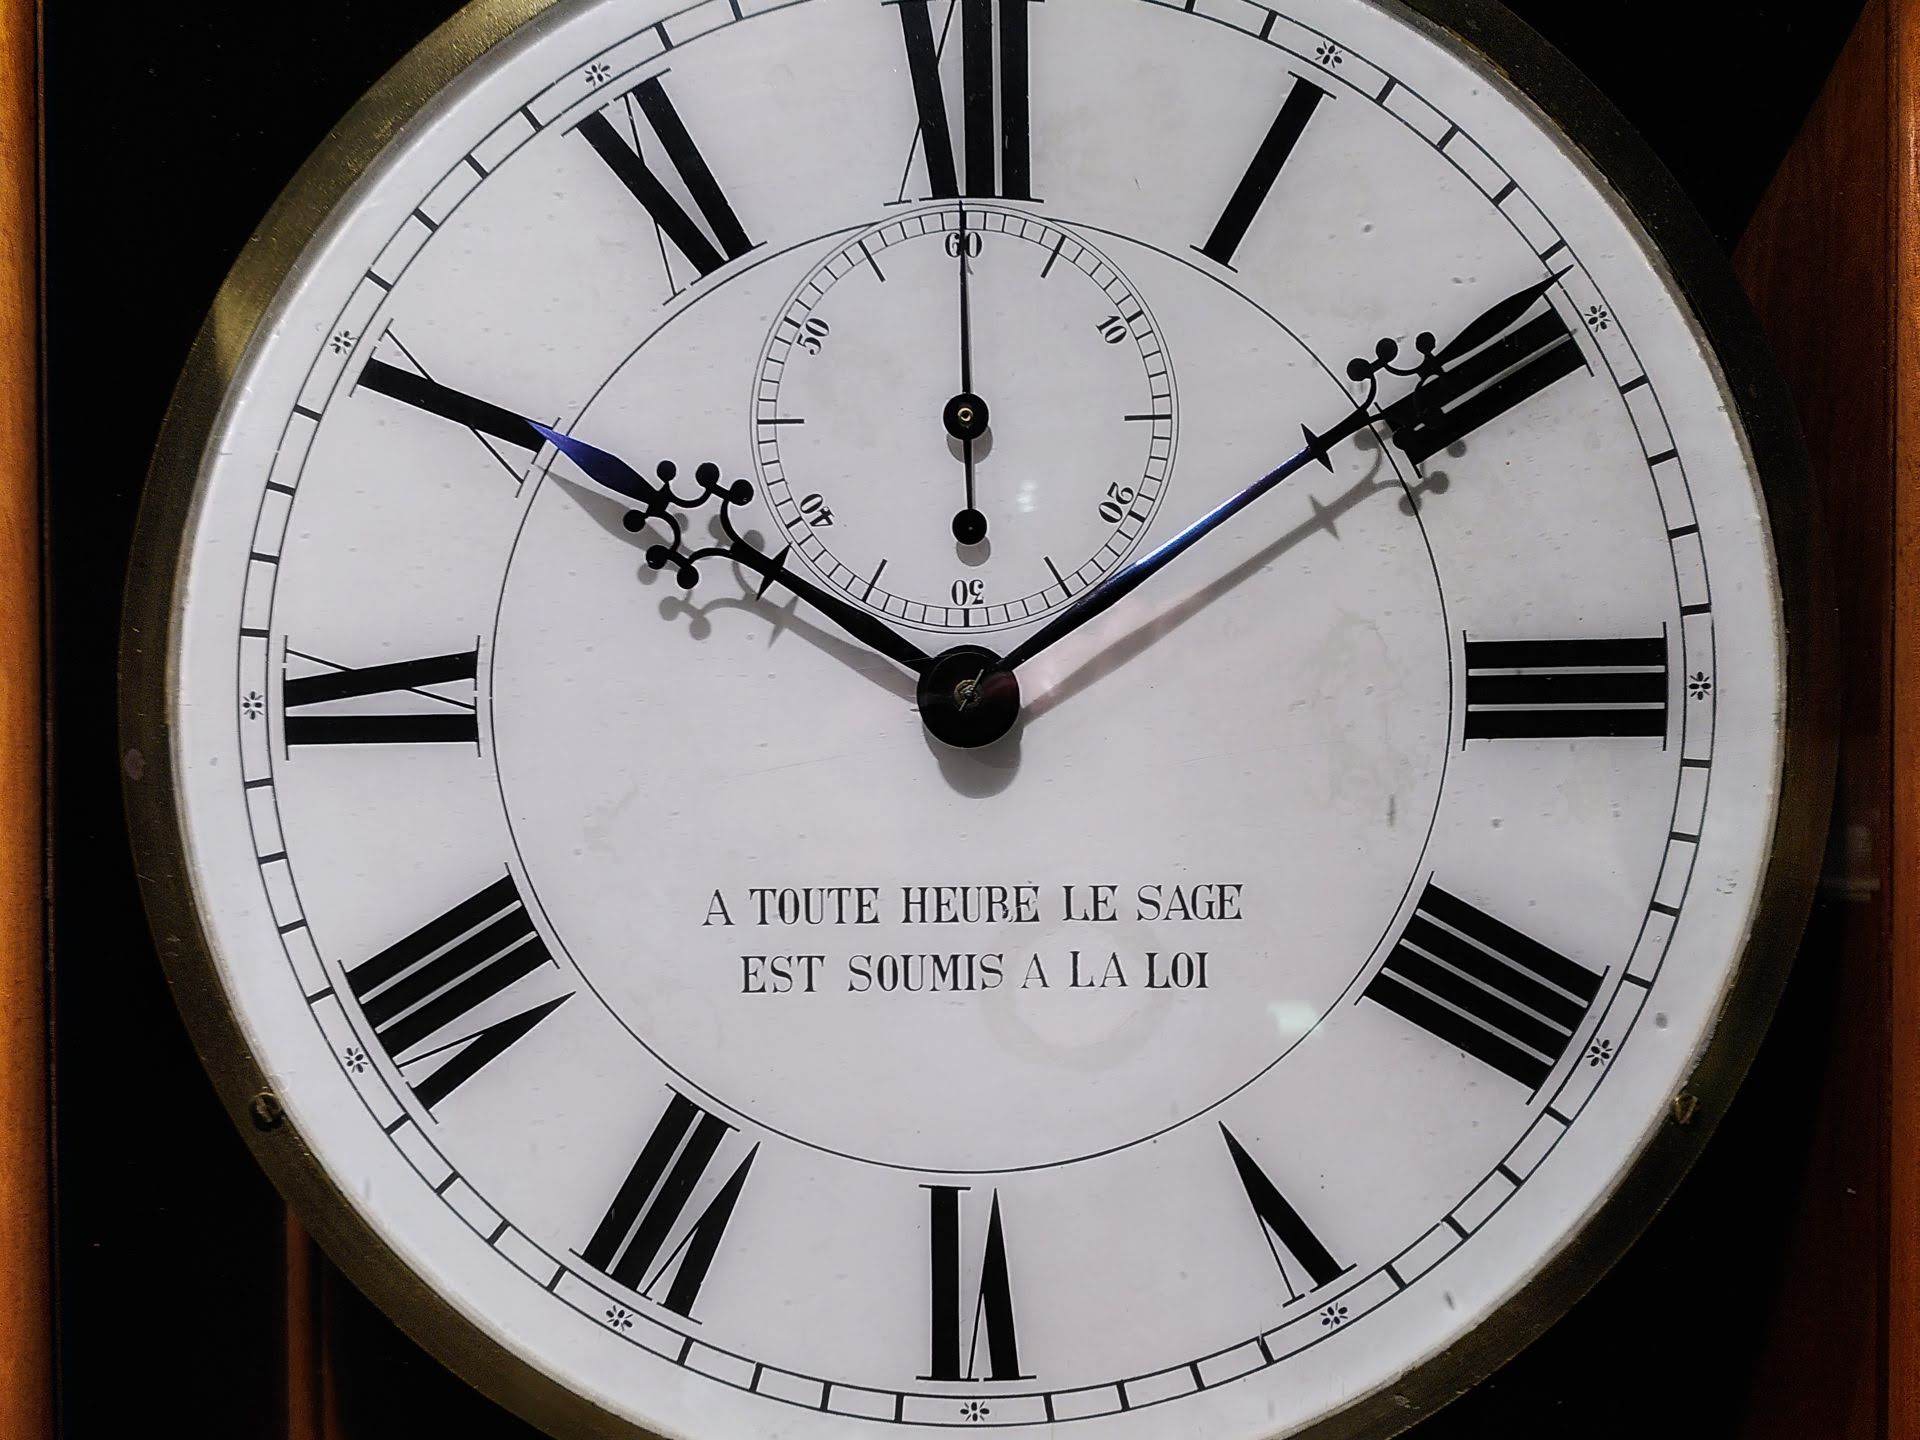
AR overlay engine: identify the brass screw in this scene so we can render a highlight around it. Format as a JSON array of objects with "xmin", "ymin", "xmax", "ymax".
[{"xmin": 250, "ymin": 1091, "xmax": 286, "ymax": 1133}]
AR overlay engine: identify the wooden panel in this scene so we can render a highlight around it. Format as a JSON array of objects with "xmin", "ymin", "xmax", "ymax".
[
  {"xmin": 0, "ymin": 1, "xmax": 49, "ymax": 1438},
  {"xmin": 1735, "ymin": 2, "xmax": 1896, "ymax": 1437},
  {"xmin": 1893, "ymin": 0, "xmax": 1920, "ymax": 1434}
]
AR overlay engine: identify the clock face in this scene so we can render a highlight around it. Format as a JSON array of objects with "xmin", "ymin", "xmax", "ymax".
[{"xmin": 131, "ymin": 0, "xmax": 1815, "ymax": 1437}]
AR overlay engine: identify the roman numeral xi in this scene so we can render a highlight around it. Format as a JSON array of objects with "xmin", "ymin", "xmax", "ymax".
[
  {"xmin": 1364, "ymin": 884, "xmax": 1603, "ymax": 1090},
  {"xmin": 346, "ymin": 874, "xmax": 568, "ymax": 1110},
  {"xmin": 894, "ymin": 0, "xmax": 1035, "ymax": 200},
  {"xmin": 578, "ymin": 77, "xmax": 754, "ymax": 277}
]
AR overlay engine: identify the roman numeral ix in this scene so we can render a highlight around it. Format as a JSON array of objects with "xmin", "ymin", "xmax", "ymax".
[
  {"xmin": 893, "ymin": 0, "xmax": 1034, "ymax": 200},
  {"xmin": 1198, "ymin": 75, "xmax": 1329, "ymax": 268},
  {"xmin": 1221, "ymin": 1125, "xmax": 1346, "ymax": 1301},
  {"xmin": 583, "ymin": 1093, "xmax": 759, "ymax": 1319},
  {"xmin": 578, "ymin": 77, "xmax": 754, "ymax": 277},
  {"xmin": 1364, "ymin": 884, "xmax": 1603, "ymax": 1090},
  {"xmin": 346, "ymin": 874, "xmax": 566, "ymax": 1110},
  {"xmin": 284, "ymin": 647, "xmax": 479, "ymax": 748},
  {"xmin": 923, "ymin": 1184, "xmax": 1028, "ymax": 1382},
  {"xmin": 1465, "ymin": 635, "xmax": 1669, "ymax": 741}
]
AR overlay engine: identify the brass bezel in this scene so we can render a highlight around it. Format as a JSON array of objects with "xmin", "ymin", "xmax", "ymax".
[{"xmin": 118, "ymin": 1, "xmax": 1838, "ymax": 1436}]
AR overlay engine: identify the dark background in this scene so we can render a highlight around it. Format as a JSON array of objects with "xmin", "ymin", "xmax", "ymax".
[{"xmin": 45, "ymin": 3, "xmax": 1872, "ymax": 1436}]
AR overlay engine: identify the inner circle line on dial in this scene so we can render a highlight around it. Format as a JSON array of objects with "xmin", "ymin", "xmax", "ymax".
[{"xmin": 481, "ymin": 218, "xmax": 1456, "ymax": 1176}]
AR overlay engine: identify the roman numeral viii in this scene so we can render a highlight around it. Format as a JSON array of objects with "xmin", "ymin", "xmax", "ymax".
[
  {"xmin": 1221, "ymin": 1126, "xmax": 1346, "ymax": 1300},
  {"xmin": 1465, "ymin": 635, "xmax": 1669, "ymax": 740},
  {"xmin": 1364, "ymin": 884, "xmax": 1603, "ymax": 1090},
  {"xmin": 583, "ymin": 1093, "xmax": 758, "ymax": 1319},
  {"xmin": 922, "ymin": 1185, "xmax": 1028, "ymax": 1382},
  {"xmin": 346, "ymin": 874, "xmax": 567, "ymax": 1110},
  {"xmin": 1199, "ymin": 75, "xmax": 1329, "ymax": 267},
  {"xmin": 893, "ymin": 0, "xmax": 1035, "ymax": 200},
  {"xmin": 578, "ymin": 77, "xmax": 754, "ymax": 278},
  {"xmin": 284, "ymin": 648, "xmax": 479, "ymax": 747}
]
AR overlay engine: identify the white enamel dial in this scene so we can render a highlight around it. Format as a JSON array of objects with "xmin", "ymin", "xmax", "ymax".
[{"xmin": 141, "ymin": 0, "xmax": 1806, "ymax": 1437}]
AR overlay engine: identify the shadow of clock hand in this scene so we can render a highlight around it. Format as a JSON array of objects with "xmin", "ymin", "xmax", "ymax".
[{"xmin": 1021, "ymin": 442, "xmax": 1410, "ymax": 724}]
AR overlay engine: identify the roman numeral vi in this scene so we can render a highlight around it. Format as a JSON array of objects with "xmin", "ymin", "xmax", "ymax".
[{"xmin": 922, "ymin": 1184, "xmax": 1028, "ymax": 1382}]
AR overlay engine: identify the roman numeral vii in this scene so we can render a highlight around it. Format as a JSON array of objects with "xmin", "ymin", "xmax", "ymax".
[
  {"xmin": 922, "ymin": 1184, "xmax": 1029, "ymax": 1382},
  {"xmin": 583, "ymin": 1093, "xmax": 759, "ymax": 1319}
]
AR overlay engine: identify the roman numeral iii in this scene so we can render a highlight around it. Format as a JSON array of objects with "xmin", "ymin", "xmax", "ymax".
[
  {"xmin": 893, "ymin": 0, "xmax": 1035, "ymax": 200},
  {"xmin": 578, "ymin": 77, "xmax": 754, "ymax": 277},
  {"xmin": 283, "ymin": 647, "xmax": 480, "ymax": 747},
  {"xmin": 922, "ymin": 1185, "xmax": 1028, "ymax": 1382},
  {"xmin": 583, "ymin": 1093, "xmax": 759, "ymax": 1319},
  {"xmin": 1221, "ymin": 1126, "xmax": 1346, "ymax": 1300},
  {"xmin": 346, "ymin": 873, "xmax": 565, "ymax": 1109},
  {"xmin": 1464, "ymin": 635, "xmax": 1669, "ymax": 740},
  {"xmin": 1199, "ymin": 75, "xmax": 1329, "ymax": 267},
  {"xmin": 1364, "ymin": 884, "xmax": 1603, "ymax": 1089}
]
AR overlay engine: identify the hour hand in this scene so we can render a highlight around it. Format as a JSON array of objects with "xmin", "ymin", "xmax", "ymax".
[{"xmin": 537, "ymin": 425, "xmax": 931, "ymax": 675}]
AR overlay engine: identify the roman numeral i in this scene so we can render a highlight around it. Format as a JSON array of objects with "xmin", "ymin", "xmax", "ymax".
[
  {"xmin": 1198, "ymin": 75, "xmax": 1329, "ymax": 268},
  {"xmin": 578, "ymin": 77, "xmax": 754, "ymax": 278},
  {"xmin": 893, "ymin": 0, "xmax": 1035, "ymax": 201},
  {"xmin": 1364, "ymin": 883, "xmax": 1603, "ymax": 1090},
  {"xmin": 346, "ymin": 873, "xmax": 567, "ymax": 1110}
]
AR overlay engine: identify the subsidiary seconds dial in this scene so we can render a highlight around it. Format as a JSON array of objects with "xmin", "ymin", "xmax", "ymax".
[{"xmin": 753, "ymin": 205, "xmax": 1176, "ymax": 632}]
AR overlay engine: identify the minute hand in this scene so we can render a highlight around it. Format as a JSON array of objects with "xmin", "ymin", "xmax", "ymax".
[
  {"xmin": 1001, "ymin": 407, "xmax": 1373, "ymax": 671},
  {"xmin": 1002, "ymin": 273, "xmax": 1574, "ymax": 674}
]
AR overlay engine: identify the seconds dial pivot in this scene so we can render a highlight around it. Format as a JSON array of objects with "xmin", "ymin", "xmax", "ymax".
[{"xmin": 754, "ymin": 206, "xmax": 1176, "ymax": 632}]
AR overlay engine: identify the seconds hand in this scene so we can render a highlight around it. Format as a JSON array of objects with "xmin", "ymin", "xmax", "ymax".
[{"xmin": 946, "ymin": 202, "xmax": 990, "ymax": 547}]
